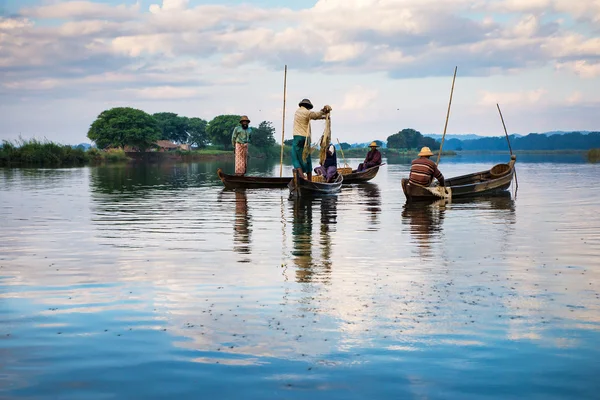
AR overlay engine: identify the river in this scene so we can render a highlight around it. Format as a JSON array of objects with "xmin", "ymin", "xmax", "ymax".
[{"xmin": 1, "ymin": 155, "xmax": 599, "ymax": 399}]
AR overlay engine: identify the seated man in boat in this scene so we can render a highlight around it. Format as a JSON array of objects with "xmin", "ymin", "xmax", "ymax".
[
  {"xmin": 292, "ymin": 98, "xmax": 331, "ymax": 181},
  {"xmin": 231, "ymin": 115, "xmax": 252, "ymax": 176},
  {"xmin": 314, "ymin": 144, "xmax": 338, "ymax": 182},
  {"xmin": 408, "ymin": 147, "xmax": 445, "ymax": 187},
  {"xmin": 357, "ymin": 141, "xmax": 382, "ymax": 171}
]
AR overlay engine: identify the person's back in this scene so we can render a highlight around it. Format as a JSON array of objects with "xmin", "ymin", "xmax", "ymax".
[{"xmin": 409, "ymin": 147, "xmax": 445, "ymax": 186}]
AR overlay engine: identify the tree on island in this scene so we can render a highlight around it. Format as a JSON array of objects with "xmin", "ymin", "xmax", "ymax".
[
  {"xmin": 87, "ymin": 107, "xmax": 161, "ymax": 151},
  {"xmin": 206, "ymin": 115, "xmax": 241, "ymax": 150},
  {"xmin": 251, "ymin": 121, "xmax": 277, "ymax": 149},
  {"xmin": 186, "ymin": 117, "xmax": 209, "ymax": 148},
  {"xmin": 387, "ymin": 128, "xmax": 439, "ymax": 150},
  {"xmin": 152, "ymin": 112, "xmax": 189, "ymax": 144}
]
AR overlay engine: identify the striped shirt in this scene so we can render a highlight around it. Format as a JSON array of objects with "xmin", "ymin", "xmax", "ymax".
[{"xmin": 409, "ymin": 157, "xmax": 445, "ymax": 186}]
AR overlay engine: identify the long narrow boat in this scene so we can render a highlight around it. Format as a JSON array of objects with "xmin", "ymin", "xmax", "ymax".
[
  {"xmin": 217, "ymin": 168, "xmax": 291, "ymax": 189},
  {"xmin": 401, "ymin": 155, "xmax": 516, "ymax": 201},
  {"xmin": 341, "ymin": 164, "xmax": 384, "ymax": 184},
  {"xmin": 288, "ymin": 169, "xmax": 343, "ymax": 196}
]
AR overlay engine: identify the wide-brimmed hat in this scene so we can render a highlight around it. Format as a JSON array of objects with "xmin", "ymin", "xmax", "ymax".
[
  {"xmin": 369, "ymin": 141, "xmax": 379, "ymax": 147},
  {"xmin": 418, "ymin": 146, "xmax": 434, "ymax": 157},
  {"xmin": 240, "ymin": 115, "xmax": 250, "ymax": 123},
  {"xmin": 298, "ymin": 99, "xmax": 313, "ymax": 109}
]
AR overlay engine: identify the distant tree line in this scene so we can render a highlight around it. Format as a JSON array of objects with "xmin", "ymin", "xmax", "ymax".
[
  {"xmin": 87, "ymin": 107, "xmax": 276, "ymax": 152},
  {"xmin": 442, "ymin": 132, "xmax": 600, "ymax": 151}
]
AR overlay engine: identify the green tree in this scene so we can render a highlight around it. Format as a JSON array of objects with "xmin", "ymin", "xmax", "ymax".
[
  {"xmin": 186, "ymin": 117, "xmax": 208, "ymax": 148},
  {"xmin": 251, "ymin": 121, "xmax": 276, "ymax": 148},
  {"xmin": 387, "ymin": 128, "xmax": 439, "ymax": 150},
  {"xmin": 207, "ymin": 115, "xmax": 241, "ymax": 150},
  {"xmin": 338, "ymin": 142, "xmax": 351, "ymax": 150},
  {"xmin": 153, "ymin": 112, "xmax": 189, "ymax": 144},
  {"xmin": 374, "ymin": 140, "xmax": 384, "ymax": 147},
  {"xmin": 87, "ymin": 107, "xmax": 160, "ymax": 151}
]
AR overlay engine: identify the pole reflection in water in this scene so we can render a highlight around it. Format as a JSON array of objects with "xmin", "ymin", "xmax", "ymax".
[
  {"xmin": 291, "ymin": 195, "xmax": 338, "ymax": 283},
  {"xmin": 233, "ymin": 190, "xmax": 252, "ymax": 261}
]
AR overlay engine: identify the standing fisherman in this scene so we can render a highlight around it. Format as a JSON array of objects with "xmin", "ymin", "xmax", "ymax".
[
  {"xmin": 292, "ymin": 99, "xmax": 331, "ymax": 181},
  {"xmin": 232, "ymin": 115, "xmax": 252, "ymax": 176}
]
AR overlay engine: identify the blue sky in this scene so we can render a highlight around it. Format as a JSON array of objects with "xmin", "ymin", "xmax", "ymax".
[{"xmin": 1, "ymin": 0, "xmax": 599, "ymax": 144}]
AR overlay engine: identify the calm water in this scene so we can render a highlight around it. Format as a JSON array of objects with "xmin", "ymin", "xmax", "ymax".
[{"xmin": 1, "ymin": 156, "xmax": 599, "ymax": 399}]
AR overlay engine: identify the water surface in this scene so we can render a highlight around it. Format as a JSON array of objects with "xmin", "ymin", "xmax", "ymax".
[{"xmin": 1, "ymin": 156, "xmax": 599, "ymax": 399}]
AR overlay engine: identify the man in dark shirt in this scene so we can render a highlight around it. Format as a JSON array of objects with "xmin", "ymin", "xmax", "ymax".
[
  {"xmin": 357, "ymin": 141, "xmax": 382, "ymax": 171},
  {"xmin": 409, "ymin": 147, "xmax": 445, "ymax": 186},
  {"xmin": 314, "ymin": 144, "xmax": 338, "ymax": 182}
]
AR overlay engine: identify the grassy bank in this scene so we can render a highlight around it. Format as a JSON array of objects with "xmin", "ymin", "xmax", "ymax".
[
  {"xmin": 588, "ymin": 148, "xmax": 600, "ymax": 163},
  {"xmin": 0, "ymin": 139, "xmax": 129, "ymax": 167}
]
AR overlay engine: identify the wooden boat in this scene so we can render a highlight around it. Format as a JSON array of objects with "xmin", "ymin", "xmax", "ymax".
[
  {"xmin": 341, "ymin": 164, "xmax": 384, "ymax": 184},
  {"xmin": 217, "ymin": 168, "xmax": 291, "ymax": 190},
  {"xmin": 288, "ymin": 169, "xmax": 343, "ymax": 196},
  {"xmin": 401, "ymin": 155, "xmax": 516, "ymax": 201}
]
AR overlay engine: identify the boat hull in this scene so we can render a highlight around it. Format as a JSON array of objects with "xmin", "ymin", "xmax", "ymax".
[
  {"xmin": 341, "ymin": 164, "xmax": 383, "ymax": 184},
  {"xmin": 217, "ymin": 168, "xmax": 291, "ymax": 189},
  {"xmin": 289, "ymin": 170, "xmax": 343, "ymax": 196},
  {"xmin": 402, "ymin": 157, "xmax": 516, "ymax": 201}
]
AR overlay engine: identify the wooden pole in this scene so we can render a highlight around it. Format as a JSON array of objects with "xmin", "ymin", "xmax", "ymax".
[
  {"xmin": 436, "ymin": 66, "xmax": 457, "ymax": 165},
  {"xmin": 279, "ymin": 65, "xmax": 288, "ymax": 177},
  {"xmin": 496, "ymin": 103, "xmax": 518, "ymax": 189},
  {"xmin": 336, "ymin": 138, "xmax": 349, "ymax": 168},
  {"xmin": 496, "ymin": 103, "xmax": 513, "ymax": 155}
]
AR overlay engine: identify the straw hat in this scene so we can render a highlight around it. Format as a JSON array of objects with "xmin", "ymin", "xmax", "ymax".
[
  {"xmin": 240, "ymin": 115, "xmax": 250, "ymax": 123},
  {"xmin": 298, "ymin": 99, "xmax": 313, "ymax": 109},
  {"xmin": 418, "ymin": 146, "xmax": 434, "ymax": 157},
  {"xmin": 369, "ymin": 141, "xmax": 379, "ymax": 147}
]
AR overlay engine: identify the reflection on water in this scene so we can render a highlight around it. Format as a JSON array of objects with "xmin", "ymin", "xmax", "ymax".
[
  {"xmin": 402, "ymin": 199, "xmax": 447, "ymax": 258},
  {"xmin": 233, "ymin": 190, "xmax": 251, "ymax": 259},
  {"xmin": 1, "ymin": 159, "xmax": 600, "ymax": 399}
]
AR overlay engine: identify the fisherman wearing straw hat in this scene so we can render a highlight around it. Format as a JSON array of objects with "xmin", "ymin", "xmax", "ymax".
[
  {"xmin": 231, "ymin": 115, "xmax": 252, "ymax": 175},
  {"xmin": 357, "ymin": 141, "xmax": 382, "ymax": 172},
  {"xmin": 408, "ymin": 146, "xmax": 445, "ymax": 187},
  {"xmin": 292, "ymin": 99, "xmax": 331, "ymax": 181}
]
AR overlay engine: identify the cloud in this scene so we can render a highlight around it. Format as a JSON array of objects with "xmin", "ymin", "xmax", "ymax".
[
  {"xmin": 338, "ymin": 86, "xmax": 379, "ymax": 111},
  {"xmin": 556, "ymin": 60, "xmax": 600, "ymax": 78},
  {"xmin": 479, "ymin": 88, "xmax": 548, "ymax": 106},
  {"xmin": 20, "ymin": 1, "xmax": 140, "ymax": 21}
]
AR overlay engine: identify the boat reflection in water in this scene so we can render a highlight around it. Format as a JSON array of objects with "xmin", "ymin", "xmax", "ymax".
[
  {"xmin": 402, "ymin": 192, "xmax": 516, "ymax": 257},
  {"xmin": 291, "ymin": 195, "xmax": 337, "ymax": 284},
  {"xmin": 357, "ymin": 183, "xmax": 381, "ymax": 229}
]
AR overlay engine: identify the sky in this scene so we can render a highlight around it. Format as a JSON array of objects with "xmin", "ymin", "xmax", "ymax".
[{"xmin": 1, "ymin": 0, "xmax": 599, "ymax": 145}]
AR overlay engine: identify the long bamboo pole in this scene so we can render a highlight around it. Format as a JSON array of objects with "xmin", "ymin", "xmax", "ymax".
[
  {"xmin": 336, "ymin": 138, "xmax": 349, "ymax": 168},
  {"xmin": 496, "ymin": 103, "xmax": 518, "ymax": 189},
  {"xmin": 436, "ymin": 66, "xmax": 457, "ymax": 165},
  {"xmin": 279, "ymin": 65, "xmax": 288, "ymax": 177}
]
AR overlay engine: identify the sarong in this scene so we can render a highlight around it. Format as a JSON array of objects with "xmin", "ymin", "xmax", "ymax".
[
  {"xmin": 291, "ymin": 135, "xmax": 311, "ymax": 173},
  {"xmin": 314, "ymin": 165, "xmax": 337, "ymax": 181},
  {"xmin": 235, "ymin": 143, "xmax": 248, "ymax": 175}
]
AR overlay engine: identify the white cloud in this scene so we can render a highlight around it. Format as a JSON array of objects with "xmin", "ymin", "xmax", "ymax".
[
  {"xmin": 20, "ymin": 1, "xmax": 140, "ymax": 21},
  {"xmin": 120, "ymin": 86, "xmax": 202, "ymax": 100},
  {"xmin": 556, "ymin": 60, "xmax": 600, "ymax": 78},
  {"xmin": 338, "ymin": 86, "xmax": 379, "ymax": 111},
  {"xmin": 479, "ymin": 88, "xmax": 548, "ymax": 106}
]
